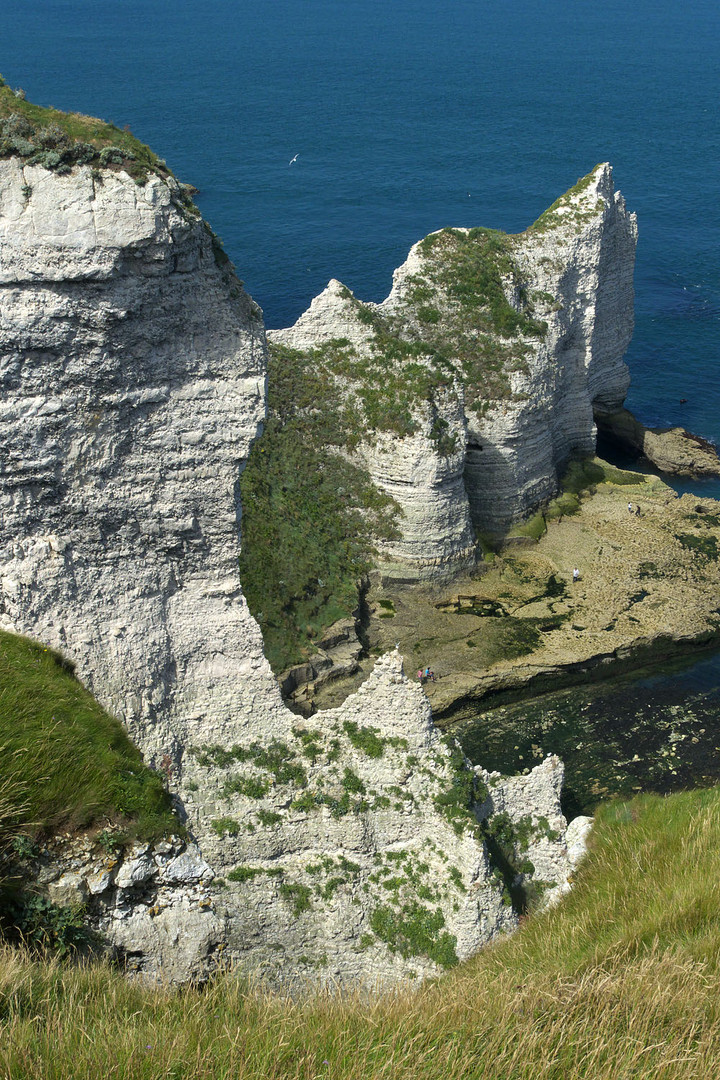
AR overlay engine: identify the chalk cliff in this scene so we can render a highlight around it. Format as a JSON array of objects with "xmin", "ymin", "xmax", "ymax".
[
  {"xmin": 0, "ymin": 149, "xmax": 588, "ymax": 985},
  {"xmin": 0, "ymin": 158, "xmax": 274, "ymax": 762},
  {"xmin": 269, "ymin": 163, "xmax": 637, "ymax": 578}
]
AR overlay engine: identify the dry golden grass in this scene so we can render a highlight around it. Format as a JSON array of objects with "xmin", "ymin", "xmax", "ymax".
[
  {"xmin": 3, "ymin": 787, "xmax": 720, "ymax": 1078},
  {"xmin": 2, "ymin": 943, "xmax": 720, "ymax": 1079}
]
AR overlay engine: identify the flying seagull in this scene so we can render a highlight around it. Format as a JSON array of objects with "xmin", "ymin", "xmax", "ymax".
[{"xmin": 289, "ymin": 153, "xmax": 299, "ymax": 165}]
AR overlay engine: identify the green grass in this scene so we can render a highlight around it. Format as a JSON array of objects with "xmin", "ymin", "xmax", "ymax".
[
  {"xmin": 508, "ymin": 511, "xmax": 547, "ymax": 542},
  {"xmin": 500, "ymin": 456, "xmax": 647, "ymax": 545},
  {"xmin": 238, "ymin": 344, "xmax": 400, "ymax": 673},
  {"xmin": 0, "ymin": 77, "xmax": 175, "ymax": 186},
  {"xmin": 560, "ymin": 456, "xmax": 645, "ymax": 495},
  {"xmin": 675, "ymin": 532, "xmax": 719, "ymax": 560},
  {"xmin": 4, "ymin": 787, "xmax": 720, "ymax": 1076},
  {"xmin": 544, "ymin": 490, "xmax": 581, "ymax": 519},
  {"xmin": 528, "ymin": 164, "xmax": 606, "ymax": 234},
  {"xmin": 0, "ymin": 631, "xmax": 177, "ymax": 843}
]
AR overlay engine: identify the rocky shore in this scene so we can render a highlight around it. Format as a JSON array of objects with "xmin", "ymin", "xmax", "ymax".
[
  {"xmin": 307, "ymin": 463, "xmax": 720, "ymax": 721},
  {"xmin": 596, "ymin": 408, "xmax": 720, "ymax": 477}
]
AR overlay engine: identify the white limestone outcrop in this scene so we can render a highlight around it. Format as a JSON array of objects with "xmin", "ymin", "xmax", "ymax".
[
  {"xmin": 476, "ymin": 756, "xmax": 593, "ymax": 908},
  {"xmin": 0, "ymin": 157, "xmax": 589, "ymax": 986},
  {"xmin": 0, "ymin": 159, "xmax": 277, "ymax": 762},
  {"xmin": 22, "ymin": 833, "xmax": 225, "ymax": 982},
  {"xmin": 463, "ymin": 164, "xmax": 636, "ymax": 532},
  {"xmin": 270, "ymin": 164, "xmax": 637, "ymax": 575},
  {"xmin": 16, "ymin": 652, "xmax": 590, "ymax": 988}
]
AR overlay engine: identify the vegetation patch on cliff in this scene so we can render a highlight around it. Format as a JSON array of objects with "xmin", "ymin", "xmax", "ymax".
[
  {"xmin": 404, "ymin": 226, "xmax": 547, "ymax": 409},
  {"xmin": 331, "ymin": 224, "xmax": 548, "ymax": 421},
  {"xmin": 0, "ymin": 631, "xmax": 177, "ymax": 843},
  {"xmin": 527, "ymin": 164, "xmax": 606, "ymax": 234},
  {"xmin": 238, "ymin": 342, "xmax": 399, "ymax": 673},
  {"xmin": 0, "ymin": 76, "xmax": 172, "ymax": 184}
]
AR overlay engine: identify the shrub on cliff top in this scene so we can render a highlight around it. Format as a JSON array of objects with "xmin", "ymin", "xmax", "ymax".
[{"xmin": 0, "ymin": 80, "xmax": 168, "ymax": 183}]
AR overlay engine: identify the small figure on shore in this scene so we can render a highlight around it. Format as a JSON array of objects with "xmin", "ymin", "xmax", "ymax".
[
  {"xmin": 635, "ymin": 505, "xmax": 641, "ymax": 517},
  {"xmin": 417, "ymin": 668, "xmax": 424, "ymax": 682},
  {"xmin": 572, "ymin": 567, "xmax": 580, "ymax": 582},
  {"xmin": 628, "ymin": 502, "xmax": 633, "ymax": 514}
]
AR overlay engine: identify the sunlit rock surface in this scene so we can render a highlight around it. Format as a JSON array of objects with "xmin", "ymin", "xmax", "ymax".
[
  {"xmin": 270, "ymin": 164, "xmax": 636, "ymax": 576},
  {"xmin": 0, "ymin": 157, "xmax": 589, "ymax": 986}
]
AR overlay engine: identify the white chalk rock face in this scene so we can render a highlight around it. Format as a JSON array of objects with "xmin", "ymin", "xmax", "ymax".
[
  {"xmin": 271, "ymin": 164, "xmax": 637, "ymax": 563},
  {"xmin": 356, "ymin": 396, "xmax": 476, "ymax": 580},
  {"xmin": 475, "ymin": 755, "xmax": 593, "ymax": 908},
  {"xmin": 465, "ymin": 163, "xmax": 636, "ymax": 531},
  {"xmin": 1, "ymin": 157, "xmax": 586, "ymax": 986},
  {"xmin": 0, "ymin": 160, "xmax": 281, "ymax": 761},
  {"xmin": 268, "ymin": 281, "xmax": 477, "ymax": 581}
]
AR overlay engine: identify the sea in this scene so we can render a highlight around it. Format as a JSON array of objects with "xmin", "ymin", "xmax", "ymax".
[{"xmin": 4, "ymin": 0, "xmax": 720, "ymax": 806}]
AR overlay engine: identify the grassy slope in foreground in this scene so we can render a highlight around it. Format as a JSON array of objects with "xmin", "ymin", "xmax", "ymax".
[
  {"xmin": 0, "ymin": 631, "xmax": 177, "ymax": 842},
  {"xmin": 2, "ymin": 786, "xmax": 720, "ymax": 1078}
]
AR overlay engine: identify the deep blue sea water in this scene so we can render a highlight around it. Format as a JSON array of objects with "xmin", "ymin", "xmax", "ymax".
[
  {"xmin": 4, "ymin": 0, "xmax": 720, "ymax": 443},
  {"xmin": 4, "ymin": 1, "xmax": 720, "ymax": 790}
]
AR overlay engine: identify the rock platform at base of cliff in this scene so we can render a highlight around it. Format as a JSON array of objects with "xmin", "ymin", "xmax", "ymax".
[
  {"xmin": 309, "ymin": 463, "xmax": 720, "ymax": 720},
  {"xmin": 596, "ymin": 407, "xmax": 720, "ymax": 477}
]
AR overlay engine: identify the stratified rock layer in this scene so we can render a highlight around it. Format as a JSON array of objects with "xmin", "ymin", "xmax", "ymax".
[
  {"xmin": 0, "ymin": 158, "xmax": 587, "ymax": 985},
  {"xmin": 465, "ymin": 164, "xmax": 636, "ymax": 531},
  {"xmin": 0, "ymin": 160, "xmax": 275, "ymax": 761},
  {"xmin": 270, "ymin": 164, "xmax": 637, "ymax": 577}
]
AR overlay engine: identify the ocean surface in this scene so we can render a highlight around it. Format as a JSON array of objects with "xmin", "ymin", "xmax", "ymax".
[
  {"xmin": 4, "ymin": 0, "xmax": 720, "ymax": 441},
  {"xmin": 4, "ymin": 0, "xmax": 720, "ymax": 792}
]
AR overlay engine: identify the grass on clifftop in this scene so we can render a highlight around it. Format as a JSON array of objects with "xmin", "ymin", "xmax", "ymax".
[
  {"xmin": 3, "ymin": 786, "xmax": 720, "ymax": 1077},
  {"xmin": 0, "ymin": 75, "xmax": 169, "ymax": 183},
  {"xmin": 528, "ymin": 163, "xmax": 606, "ymax": 234},
  {"xmin": 0, "ymin": 631, "xmax": 177, "ymax": 842}
]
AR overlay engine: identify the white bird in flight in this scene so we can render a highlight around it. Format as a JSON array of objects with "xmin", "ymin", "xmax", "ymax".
[{"xmin": 289, "ymin": 153, "xmax": 299, "ymax": 165}]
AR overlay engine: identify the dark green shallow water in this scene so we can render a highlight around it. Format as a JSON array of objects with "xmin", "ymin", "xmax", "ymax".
[{"xmin": 454, "ymin": 650, "xmax": 720, "ymax": 818}]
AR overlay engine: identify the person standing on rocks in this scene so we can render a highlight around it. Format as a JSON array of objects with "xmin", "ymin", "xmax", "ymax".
[{"xmin": 573, "ymin": 567, "xmax": 580, "ymax": 582}]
